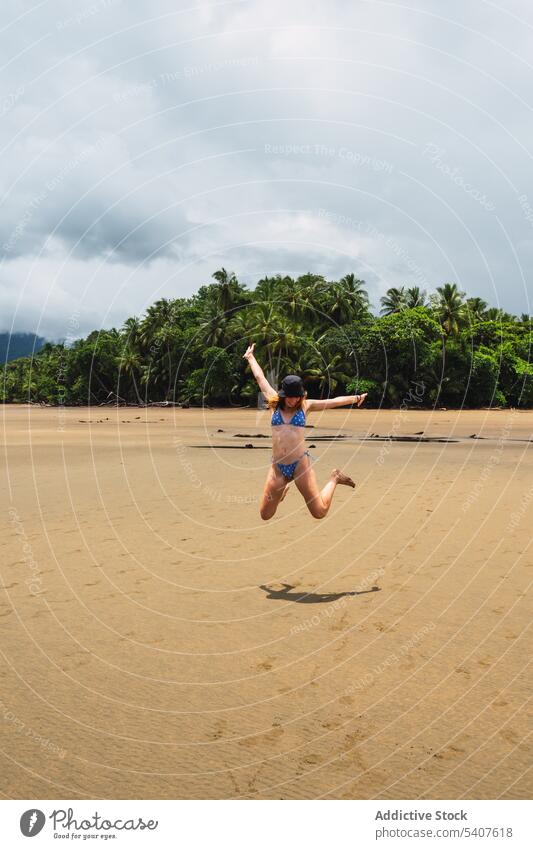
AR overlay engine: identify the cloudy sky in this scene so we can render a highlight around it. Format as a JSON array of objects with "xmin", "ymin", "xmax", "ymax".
[{"xmin": 1, "ymin": 0, "xmax": 532, "ymax": 339}]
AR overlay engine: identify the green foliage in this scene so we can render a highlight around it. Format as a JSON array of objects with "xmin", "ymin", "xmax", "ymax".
[
  {"xmin": 184, "ymin": 347, "xmax": 236, "ymax": 403},
  {"xmin": 354, "ymin": 308, "xmax": 442, "ymax": 404},
  {"xmin": 465, "ymin": 348, "xmax": 500, "ymax": 407},
  {"xmin": 1, "ymin": 270, "xmax": 531, "ymax": 407},
  {"xmin": 346, "ymin": 377, "xmax": 382, "ymax": 400}
]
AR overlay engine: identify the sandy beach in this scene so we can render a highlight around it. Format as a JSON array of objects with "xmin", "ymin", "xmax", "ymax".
[{"xmin": 1, "ymin": 404, "xmax": 531, "ymax": 800}]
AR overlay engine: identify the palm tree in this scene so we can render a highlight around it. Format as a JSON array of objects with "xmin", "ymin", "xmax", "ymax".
[
  {"xmin": 465, "ymin": 297, "xmax": 488, "ymax": 322},
  {"xmin": 117, "ymin": 348, "xmax": 144, "ymax": 404},
  {"xmin": 229, "ymin": 303, "xmax": 302, "ymax": 388},
  {"xmin": 138, "ymin": 300, "xmax": 182, "ymax": 399},
  {"xmin": 199, "ymin": 298, "xmax": 229, "ymax": 347},
  {"xmin": 211, "ymin": 267, "xmax": 245, "ymax": 316},
  {"xmin": 121, "ymin": 316, "xmax": 143, "ymax": 353},
  {"xmin": 405, "ymin": 286, "xmax": 427, "ymax": 308},
  {"xmin": 270, "ymin": 316, "xmax": 304, "ymax": 382},
  {"xmin": 279, "ymin": 275, "xmax": 322, "ymax": 324},
  {"xmin": 120, "ymin": 318, "xmax": 143, "ymax": 395},
  {"xmin": 140, "ymin": 298, "xmax": 177, "ymax": 348},
  {"xmin": 380, "ymin": 287, "xmax": 406, "ymax": 315},
  {"xmin": 302, "ymin": 342, "xmax": 352, "ymax": 395},
  {"xmin": 296, "ymin": 272, "xmax": 327, "ymax": 289},
  {"xmin": 484, "ymin": 307, "xmax": 515, "ymax": 322},
  {"xmin": 254, "ymin": 274, "xmax": 288, "ymax": 305},
  {"xmin": 430, "ymin": 283, "xmax": 466, "ymax": 337},
  {"xmin": 327, "ymin": 274, "xmax": 370, "ymax": 324}
]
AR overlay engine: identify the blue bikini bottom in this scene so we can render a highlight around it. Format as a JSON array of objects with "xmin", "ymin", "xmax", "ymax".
[{"xmin": 274, "ymin": 450, "xmax": 311, "ymax": 481}]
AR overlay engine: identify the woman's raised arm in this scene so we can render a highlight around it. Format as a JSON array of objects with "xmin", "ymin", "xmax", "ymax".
[
  {"xmin": 306, "ymin": 393, "xmax": 367, "ymax": 412},
  {"xmin": 243, "ymin": 343, "xmax": 277, "ymax": 400}
]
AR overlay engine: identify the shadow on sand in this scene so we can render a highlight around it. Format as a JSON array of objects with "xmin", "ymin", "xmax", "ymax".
[{"xmin": 259, "ymin": 583, "xmax": 381, "ymax": 604}]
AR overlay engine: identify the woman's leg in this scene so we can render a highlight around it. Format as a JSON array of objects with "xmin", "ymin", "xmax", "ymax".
[
  {"xmin": 293, "ymin": 456, "xmax": 355, "ymax": 519},
  {"xmin": 259, "ymin": 464, "xmax": 290, "ymax": 520}
]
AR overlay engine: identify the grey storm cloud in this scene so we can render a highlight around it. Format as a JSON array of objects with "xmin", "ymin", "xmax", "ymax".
[{"xmin": 1, "ymin": 0, "xmax": 532, "ymax": 338}]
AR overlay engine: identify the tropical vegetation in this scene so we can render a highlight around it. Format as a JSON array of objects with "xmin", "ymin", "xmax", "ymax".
[{"xmin": 1, "ymin": 271, "xmax": 531, "ymax": 407}]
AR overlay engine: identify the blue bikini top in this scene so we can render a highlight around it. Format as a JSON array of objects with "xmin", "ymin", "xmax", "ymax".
[{"xmin": 271, "ymin": 406, "xmax": 306, "ymax": 427}]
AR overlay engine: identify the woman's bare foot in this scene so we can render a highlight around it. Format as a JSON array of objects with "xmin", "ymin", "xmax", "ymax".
[
  {"xmin": 356, "ymin": 392, "xmax": 368, "ymax": 407},
  {"xmin": 332, "ymin": 469, "xmax": 356, "ymax": 488}
]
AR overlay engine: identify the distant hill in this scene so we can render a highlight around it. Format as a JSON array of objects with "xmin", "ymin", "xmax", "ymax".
[{"xmin": 0, "ymin": 332, "xmax": 46, "ymax": 363}]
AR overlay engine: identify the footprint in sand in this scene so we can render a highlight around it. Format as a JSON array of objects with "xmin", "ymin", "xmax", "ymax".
[
  {"xmin": 266, "ymin": 727, "xmax": 284, "ymax": 742},
  {"xmin": 257, "ymin": 658, "xmax": 276, "ymax": 671},
  {"xmin": 210, "ymin": 719, "xmax": 227, "ymax": 740},
  {"xmin": 455, "ymin": 666, "xmax": 471, "ymax": 678},
  {"xmin": 344, "ymin": 730, "xmax": 366, "ymax": 745},
  {"xmin": 330, "ymin": 612, "xmax": 349, "ymax": 632},
  {"xmin": 321, "ymin": 718, "xmax": 342, "ymax": 730},
  {"xmin": 500, "ymin": 729, "xmax": 520, "ymax": 746},
  {"xmin": 433, "ymin": 745, "xmax": 465, "ymax": 760}
]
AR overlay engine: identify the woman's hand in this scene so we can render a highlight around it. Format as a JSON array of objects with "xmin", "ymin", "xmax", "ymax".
[{"xmin": 243, "ymin": 342, "xmax": 255, "ymax": 361}]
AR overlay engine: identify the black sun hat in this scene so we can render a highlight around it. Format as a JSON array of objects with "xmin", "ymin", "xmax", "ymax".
[{"xmin": 278, "ymin": 374, "xmax": 305, "ymax": 398}]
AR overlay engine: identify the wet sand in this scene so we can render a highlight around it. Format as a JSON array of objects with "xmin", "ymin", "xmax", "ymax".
[{"xmin": 1, "ymin": 404, "xmax": 531, "ymax": 799}]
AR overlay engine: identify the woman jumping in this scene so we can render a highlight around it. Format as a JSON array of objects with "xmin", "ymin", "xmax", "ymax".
[{"xmin": 243, "ymin": 343, "xmax": 367, "ymax": 520}]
